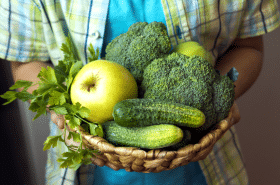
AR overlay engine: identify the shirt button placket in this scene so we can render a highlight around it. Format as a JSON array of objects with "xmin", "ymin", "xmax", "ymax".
[{"xmin": 92, "ymin": 30, "xmax": 101, "ymax": 40}]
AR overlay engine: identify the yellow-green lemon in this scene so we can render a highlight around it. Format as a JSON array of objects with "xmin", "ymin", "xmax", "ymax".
[{"xmin": 173, "ymin": 41, "xmax": 215, "ymax": 66}]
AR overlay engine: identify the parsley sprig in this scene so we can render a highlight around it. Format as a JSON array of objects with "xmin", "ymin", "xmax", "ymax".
[{"xmin": 1, "ymin": 36, "xmax": 102, "ymax": 170}]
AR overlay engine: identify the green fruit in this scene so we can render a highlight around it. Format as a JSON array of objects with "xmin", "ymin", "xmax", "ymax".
[
  {"xmin": 70, "ymin": 60, "xmax": 138, "ymax": 124},
  {"xmin": 164, "ymin": 129, "xmax": 192, "ymax": 150},
  {"xmin": 173, "ymin": 41, "xmax": 215, "ymax": 66},
  {"xmin": 113, "ymin": 98, "xmax": 205, "ymax": 128},
  {"xmin": 103, "ymin": 121, "xmax": 183, "ymax": 149}
]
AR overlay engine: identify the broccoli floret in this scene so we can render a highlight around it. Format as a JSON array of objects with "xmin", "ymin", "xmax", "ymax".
[
  {"xmin": 105, "ymin": 22, "xmax": 171, "ymax": 86},
  {"xmin": 141, "ymin": 52, "xmax": 235, "ymax": 132},
  {"xmin": 213, "ymin": 75, "xmax": 235, "ymax": 123},
  {"xmin": 105, "ymin": 21, "xmax": 235, "ymax": 134}
]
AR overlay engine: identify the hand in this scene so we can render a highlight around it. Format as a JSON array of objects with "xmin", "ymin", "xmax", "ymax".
[
  {"xmin": 50, "ymin": 111, "xmax": 81, "ymax": 148},
  {"xmin": 228, "ymin": 101, "xmax": 241, "ymax": 126},
  {"xmin": 191, "ymin": 102, "xmax": 241, "ymax": 161}
]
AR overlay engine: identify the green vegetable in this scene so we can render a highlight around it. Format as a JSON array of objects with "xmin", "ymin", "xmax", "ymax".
[
  {"xmin": 103, "ymin": 121, "xmax": 183, "ymax": 149},
  {"xmin": 105, "ymin": 22, "xmax": 235, "ymax": 132},
  {"xmin": 141, "ymin": 52, "xmax": 235, "ymax": 132},
  {"xmin": 105, "ymin": 22, "xmax": 171, "ymax": 97},
  {"xmin": 164, "ymin": 129, "xmax": 192, "ymax": 150},
  {"xmin": 0, "ymin": 36, "xmax": 102, "ymax": 169},
  {"xmin": 113, "ymin": 98, "xmax": 205, "ymax": 128}
]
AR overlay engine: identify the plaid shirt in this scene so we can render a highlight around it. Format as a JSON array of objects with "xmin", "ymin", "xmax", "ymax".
[{"xmin": 1, "ymin": 0, "xmax": 279, "ymax": 184}]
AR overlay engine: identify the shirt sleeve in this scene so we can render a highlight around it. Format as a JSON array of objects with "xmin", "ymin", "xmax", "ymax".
[
  {"xmin": 0, "ymin": 0, "xmax": 50, "ymax": 62},
  {"xmin": 238, "ymin": 0, "xmax": 280, "ymax": 38}
]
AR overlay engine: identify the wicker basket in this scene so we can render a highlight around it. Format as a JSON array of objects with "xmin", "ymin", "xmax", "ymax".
[{"xmin": 70, "ymin": 103, "xmax": 240, "ymax": 173}]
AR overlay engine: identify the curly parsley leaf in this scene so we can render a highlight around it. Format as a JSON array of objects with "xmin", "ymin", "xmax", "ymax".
[
  {"xmin": 60, "ymin": 36, "xmax": 80, "ymax": 64},
  {"xmin": 57, "ymin": 150, "xmax": 78, "ymax": 169},
  {"xmin": 43, "ymin": 135, "xmax": 64, "ymax": 151},
  {"xmin": 38, "ymin": 66, "xmax": 58, "ymax": 84},
  {"xmin": 66, "ymin": 114, "xmax": 81, "ymax": 129},
  {"xmin": 89, "ymin": 123, "xmax": 104, "ymax": 138},
  {"xmin": 57, "ymin": 148, "xmax": 98, "ymax": 170},
  {"xmin": 9, "ymin": 80, "xmax": 33, "ymax": 91},
  {"xmin": 0, "ymin": 80, "xmax": 35, "ymax": 105},
  {"xmin": 76, "ymin": 105, "xmax": 91, "ymax": 119},
  {"xmin": 0, "ymin": 91, "xmax": 18, "ymax": 105},
  {"xmin": 29, "ymin": 95, "xmax": 50, "ymax": 120},
  {"xmin": 48, "ymin": 90, "xmax": 67, "ymax": 106},
  {"xmin": 1, "ymin": 35, "xmax": 102, "ymax": 169},
  {"xmin": 66, "ymin": 60, "xmax": 83, "ymax": 91},
  {"xmin": 88, "ymin": 43, "xmax": 100, "ymax": 62},
  {"xmin": 52, "ymin": 106, "xmax": 68, "ymax": 115},
  {"xmin": 67, "ymin": 131, "xmax": 81, "ymax": 143}
]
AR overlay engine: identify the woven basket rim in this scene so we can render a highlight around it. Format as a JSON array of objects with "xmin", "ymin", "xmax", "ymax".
[
  {"xmin": 69, "ymin": 103, "xmax": 239, "ymax": 172},
  {"xmin": 74, "ymin": 103, "xmax": 237, "ymax": 156}
]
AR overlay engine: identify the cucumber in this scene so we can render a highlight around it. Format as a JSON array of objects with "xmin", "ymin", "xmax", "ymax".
[
  {"xmin": 103, "ymin": 121, "xmax": 183, "ymax": 149},
  {"xmin": 164, "ymin": 129, "xmax": 192, "ymax": 151},
  {"xmin": 113, "ymin": 98, "xmax": 205, "ymax": 128}
]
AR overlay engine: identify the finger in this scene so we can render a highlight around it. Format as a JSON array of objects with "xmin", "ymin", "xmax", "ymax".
[
  {"xmin": 50, "ymin": 110, "xmax": 57, "ymax": 124},
  {"xmin": 50, "ymin": 111, "xmax": 65, "ymax": 130},
  {"xmin": 57, "ymin": 114, "xmax": 66, "ymax": 129},
  {"xmin": 64, "ymin": 125, "xmax": 85, "ymax": 148},
  {"xmin": 230, "ymin": 102, "xmax": 241, "ymax": 125}
]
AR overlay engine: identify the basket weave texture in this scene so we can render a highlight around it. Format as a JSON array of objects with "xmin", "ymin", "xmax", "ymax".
[{"xmin": 71, "ymin": 103, "xmax": 240, "ymax": 173}]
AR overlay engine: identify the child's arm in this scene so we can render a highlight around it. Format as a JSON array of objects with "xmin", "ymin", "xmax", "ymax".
[
  {"xmin": 10, "ymin": 61, "xmax": 54, "ymax": 94},
  {"xmin": 215, "ymin": 35, "xmax": 264, "ymax": 100},
  {"xmin": 10, "ymin": 60, "xmax": 81, "ymax": 147}
]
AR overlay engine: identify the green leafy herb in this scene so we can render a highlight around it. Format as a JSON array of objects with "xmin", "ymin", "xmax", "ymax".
[
  {"xmin": 57, "ymin": 147, "xmax": 99, "ymax": 171},
  {"xmin": 88, "ymin": 43, "xmax": 100, "ymax": 62},
  {"xmin": 89, "ymin": 123, "xmax": 104, "ymax": 138},
  {"xmin": 0, "ymin": 35, "xmax": 102, "ymax": 169},
  {"xmin": 43, "ymin": 135, "xmax": 64, "ymax": 151},
  {"xmin": 1, "ymin": 80, "xmax": 35, "ymax": 105}
]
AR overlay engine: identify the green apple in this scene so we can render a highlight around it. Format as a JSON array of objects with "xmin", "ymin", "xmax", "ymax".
[
  {"xmin": 70, "ymin": 60, "xmax": 138, "ymax": 124},
  {"xmin": 173, "ymin": 41, "xmax": 215, "ymax": 66}
]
